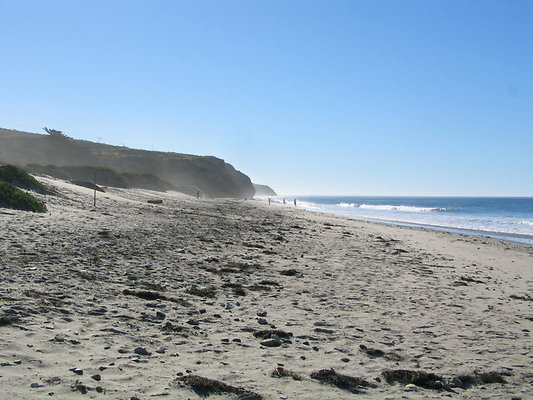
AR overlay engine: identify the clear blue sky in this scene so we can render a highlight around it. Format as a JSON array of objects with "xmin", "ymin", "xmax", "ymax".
[{"xmin": 1, "ymin": 0, "xmax": 532, "ymax": 196}]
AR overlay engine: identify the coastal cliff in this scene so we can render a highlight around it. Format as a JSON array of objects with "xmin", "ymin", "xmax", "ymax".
[
  {"xmin": 0, "ymin": 128, "xmax": 255, "ymax": 198},
  {"xmin": 253, "ymin": 183, "xmax": 277, "ymax": 197}
]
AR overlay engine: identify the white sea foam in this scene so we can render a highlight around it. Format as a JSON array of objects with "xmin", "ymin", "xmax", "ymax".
[
  {"xmin": 518, "ymin": 220, "xmax": 533, "ymax": 227},
  {"xmin": 338, "ymin": 202, "xmax": 357, "ymax": 208},
  {"xmin": 338, "ymin": 203, "xmax": 443, "ymax": 212}
]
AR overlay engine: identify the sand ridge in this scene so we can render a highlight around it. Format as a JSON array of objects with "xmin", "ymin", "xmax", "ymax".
[{"xmin": 0, "ymin": 177, "xmax": 532, "ymax": 399}]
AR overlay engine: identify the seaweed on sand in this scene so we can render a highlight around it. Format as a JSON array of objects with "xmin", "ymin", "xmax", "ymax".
[
  {"xmin": 123, "ymin": 288, "xmax": 191, "ymax": 306},
  {"xmin": 159, "ymin": 322, "xmax": 189, "ymax": 333},
  {"xmin": 123, "ymin": 288, "xmax": 164, "ymax": 300},
  {"xmin": 222, "ymin": 283, "xmax": 247, "ymax": 296},
  {"xmin": 310, "ymin": 369, "xmax": 377, "ymax": 393},
  {"xmin": 280, "ymin": 269, "xmax": 300, "ymax": 276},
  {"xmin": 258, "ymin": 280, "xmax": 280, "ymax": 286},
  {"xmin": 382, "ymin": 369, "xmax": 445, "ymax": 390},
  {"xmin": 186, "ymin": 286, "xmax": 217, "ymax": 298},
  {"xmin": 451, "ymin": 371, "xmax": 511, "ymax": 388},
  {"xmin": 0, "ymin": 314, "xmax": 21, "ymax": 327},
  {"xmin": 179, "ymin": 375, "xmax": 263, "ymax": 400},
  {"xmin": 253, "ymin": 329, "xmax": 293, "ymax": 339},
  {"xmin": 271, "ymin": 367, "xmax": 302, "ymax": 381},
  {"xmin": 383, "ymin": 368, "xmax": 511, "ymax": 391},
  {"xmin": 359, "ymin": 344, "xmax": 404, "ymax": 361}
]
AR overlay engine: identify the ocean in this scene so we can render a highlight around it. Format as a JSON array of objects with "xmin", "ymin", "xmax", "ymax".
[{"xmin": 268, "ymin": 196, "xmax": 533, "ymax": 245}]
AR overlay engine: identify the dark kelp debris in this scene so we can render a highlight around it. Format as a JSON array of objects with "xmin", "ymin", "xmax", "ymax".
[
  {"xmin": 123, "ymin": 288, "xmax": 191, "ymax": 306},
  {"xmin": 271, "ymin": 367, "xmax": 302, "ymax": 381},
  {"xmin": 382, "ymin": 369, "xmax": 445, "ymax": 390},
  {"xmin": 280, "ymin": 269, "xmax": 300, "ymax": 276},
  {"xmin": 123, "ymin": 289, "xmax": 165, "ymax": 301},
  {"xmin": 0, "ymin": 314, "xmax": 21, "ymax": 326},
  {"xmin": 359, "ymin": 344, "xmax": 404, "ymax": 361},
  {"xmin": 451, "ymin": 371, "xmax": 511, "ymax": 389},
  {"xmin": 253, "ymin": 329, "xmax": 293, "ymax": 339},
  {"xmin": 186, "ymin": 286, "xmax": 217, "ymax": 298},
  {"xmin": 310, "ymin": 369, "xmax": 377, "ymax": 393},
  {"xmin": 179, "ymin": 375, "xmax": 263, "ymax": 400},
  {"xmin": 383, "ymin": 369, "xmax": 511, "ymax": 391}
]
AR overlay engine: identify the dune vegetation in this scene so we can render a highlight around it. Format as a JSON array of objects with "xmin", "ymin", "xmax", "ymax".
[
  {"xmin": 0, "ymin": 181, "xmax": 47, "ymax": 212},
  {"xmin": 0, "ymin": 165, "xmax": 48, "ymax": 212}
]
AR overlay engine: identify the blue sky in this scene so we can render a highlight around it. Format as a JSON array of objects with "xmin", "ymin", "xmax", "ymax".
[{"xmin": 1, "ymin": 0, "xmax": 532, "ymax": 196}]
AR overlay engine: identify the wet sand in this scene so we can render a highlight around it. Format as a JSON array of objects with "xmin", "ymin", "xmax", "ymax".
[{"xmin": 1, "ymin": 176, "xmax": 532, "ymax": 399}]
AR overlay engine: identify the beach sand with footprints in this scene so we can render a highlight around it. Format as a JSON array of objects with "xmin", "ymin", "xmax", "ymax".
[{"xmin": 1, "ymin": 176, "xmax": 532, "ymax": 399}]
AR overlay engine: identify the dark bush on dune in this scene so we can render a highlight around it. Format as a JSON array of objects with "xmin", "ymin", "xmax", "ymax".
[
  {"xmin": 0, "ymin": 181, "xmax": 47, "ymax": 212},
  {"xmin": 0, "ymin": 165, "xmax": 47, "ymax": 192}
]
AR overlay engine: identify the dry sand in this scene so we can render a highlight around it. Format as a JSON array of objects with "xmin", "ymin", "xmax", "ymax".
[{"xmin": 1, "ymin": 176, "xmax": 532, "ymax": 399}]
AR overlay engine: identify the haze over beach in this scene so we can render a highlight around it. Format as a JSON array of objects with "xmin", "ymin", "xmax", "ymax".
[{"xmin": 1, "ymin": 1, "xmax": 532, "ymax": 400}]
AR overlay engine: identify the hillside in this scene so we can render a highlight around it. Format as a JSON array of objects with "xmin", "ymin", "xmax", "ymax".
[
  {"xmin": 0, "ymin": 128, "xmax": 255, "ymax": 198},
  {"xmin": 253, "ymin": 183, "xmax": 277, "ymax": 197}
]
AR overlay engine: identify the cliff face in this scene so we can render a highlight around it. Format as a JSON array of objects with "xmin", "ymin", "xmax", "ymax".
[
  {"xmin": 253, "ymin": 183, "xmax": 277, "ymax": 197},
  {"xmin": 0, "ymin": 128, "xmax": 255, "ymax": 198}
]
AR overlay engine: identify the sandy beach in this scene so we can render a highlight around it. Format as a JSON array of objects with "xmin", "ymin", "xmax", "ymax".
[{"xmin": 1, "ymin": 176, "xmax": 532, "ymax": 400}]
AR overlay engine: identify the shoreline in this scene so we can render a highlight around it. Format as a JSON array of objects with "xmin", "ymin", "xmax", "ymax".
[
  {"xmin": 1, "ymin": 177, "xmax": 532, "ymax": 399},
  {"xmin": 264, "ymin": 199, "xmax": 533, "ymax": 246}
]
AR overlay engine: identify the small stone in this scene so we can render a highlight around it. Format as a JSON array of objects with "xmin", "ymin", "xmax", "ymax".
[
  {"xmin": 257, "ymin": 318, "xmax": 268, "ymax": 325},
  {"xmin": 404, "ymin": 384, "xmax": 418, "ymax": 392},
  {"xmin": 156, "ymin": 311, "xmax": 166, "ymax": 320},
  {"xmin": 69, "ymin": 368, "xmax": 83, "ymax": 375},
  {"xmin": 14, "ymin": 360, "xmax": 22, "ymax": 364},
  {"xmin": 98, "ymin": 366, "xmax": 108, "ymax": 371},
  {"xmin": 134, "ymin": 347, "xmax": 151, "ymax": 356},
  {"xmin": 91, "ymin": 374, "xmax": 102, "ymax": 381},
  {"xmin": 341, "ymin": 357, "xmax": 350, "ymax": 362},
  {"xmin": 95, "ymin": 387, "xmax": 104, "ymax": 393},
  {"xmin": 260, "ymin": 335, "xmax": 281, "ymax": 347},
  {"xmin": 30, "ymin": 382, "xmax": 44, "ymax": 388},
  {"xmin": 257, "ymin": 311, "xmax": 267, "ymax": 317},
  {"xmin": 155, "ymin": 348, "xmax": 166, "ymax": 354}
]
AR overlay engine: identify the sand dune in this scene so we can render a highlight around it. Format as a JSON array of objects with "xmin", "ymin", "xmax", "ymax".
[{"xmin": 0, "ymin": 177, "xmax": 531, "ymax": 399}]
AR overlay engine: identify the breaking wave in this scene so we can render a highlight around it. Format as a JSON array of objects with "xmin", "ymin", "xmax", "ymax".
[{"xmin": 338, "ymin": 203, "xmax": 444, "ymax": 212}]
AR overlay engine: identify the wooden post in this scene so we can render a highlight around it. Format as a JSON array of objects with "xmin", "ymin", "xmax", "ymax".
[{"xmin": 93, "ymin": 172, "xmax": 97, "ymax": 208}]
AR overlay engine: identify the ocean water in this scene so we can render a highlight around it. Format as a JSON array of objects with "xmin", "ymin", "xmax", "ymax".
[{"xmin": 269, "ymin": 196, "xmax": 533, "ymax": 245}]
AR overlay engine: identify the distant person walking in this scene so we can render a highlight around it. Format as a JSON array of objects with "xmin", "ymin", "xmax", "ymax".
[
  {"xmin": 283, "ymin": 198, "xmax": 286, "ymax": 204},
  {"xmin": 294, "ymin": 199, "xmax": 297, "ymax": 207},
  {"xmin": 196, "ymin": 190, "xmax": 200, "ymax": 199},
  {"xmin": 268, "ymin": 198, "xmax": 271, "ymax": 205}
]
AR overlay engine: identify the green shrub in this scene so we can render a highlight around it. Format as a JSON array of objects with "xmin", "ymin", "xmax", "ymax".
[
  {"xmin": 0, "ymin": 181, "xmax": 47, "ymax": 212},
  {"xmin": 0, "ymin": 165, "xmax": 47, "ymax": 192}
]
